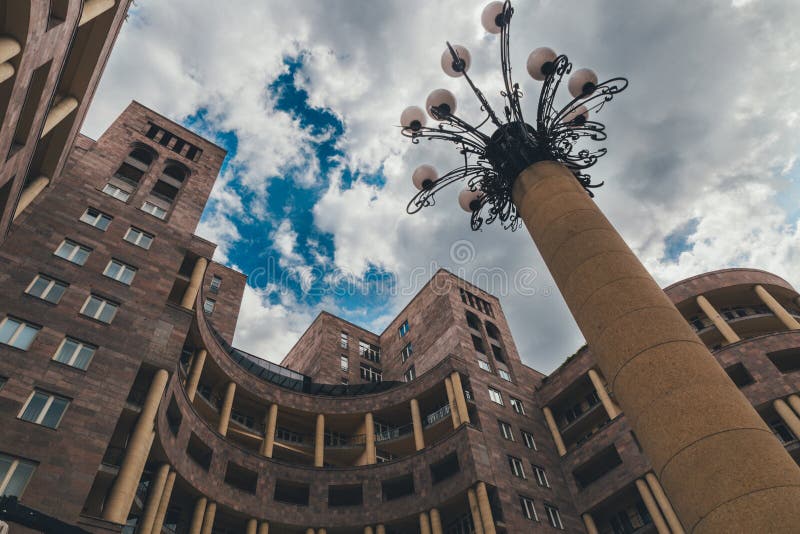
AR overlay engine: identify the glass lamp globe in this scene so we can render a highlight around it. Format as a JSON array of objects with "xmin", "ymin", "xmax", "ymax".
[
  {"xmin": 481, "ymin": 2, "xmax": 505, "ymax": 34},
  {"xmin": 412, "ymin": 164, "xmax": 438, "ymax": 190},
  {"xmin": 568, "ymin": 68, "xmax": 598, "ymax": 98},
  {"xmin": 426, "ymin": 89, "xmax": 458, "ymax": 119},
  {"xmin": 526, "ymin": 47, "xmax": 557, "ymax": 81},
  {"xmin": 564, "ymin": 105, "xmax": 589, "ymax": 126},
  {"xmin": 400, "ymin": 106, "xmax": 427, "ymax": 131},
  {"xmin": 441, "ymin": 45, "xmax": 471, "ymax": 77},
  {"xmin": 458, "ymin": 188, "xmax": 483, "ymax": 212}
]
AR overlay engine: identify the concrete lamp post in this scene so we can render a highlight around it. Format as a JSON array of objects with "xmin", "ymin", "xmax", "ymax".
[{"xmin": 399, "ymin": 1, "xmax": 800, "ymax": 532}]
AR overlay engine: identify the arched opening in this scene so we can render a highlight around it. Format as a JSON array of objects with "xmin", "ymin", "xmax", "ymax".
[
  {"xmin": 465, "ymin": 311, "xmax": 481, "ymax": 331},
  {"xmin": 485, "ymin": 321, "xmax": 501, "ymax": 340},
  {"xmin": 162, "ymin": 163, "xmax": 186, "ymax": 183}
]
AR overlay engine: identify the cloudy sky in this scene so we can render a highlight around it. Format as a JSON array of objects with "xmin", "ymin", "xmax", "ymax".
[{"xmin": 83, "ymin": 0, "xmax": 800, "ymax": 373}]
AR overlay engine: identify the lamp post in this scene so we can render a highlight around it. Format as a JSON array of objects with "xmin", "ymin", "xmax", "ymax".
[{"xmin": 399, "ymin": 2, "xmax": 800, "ymax": 532}]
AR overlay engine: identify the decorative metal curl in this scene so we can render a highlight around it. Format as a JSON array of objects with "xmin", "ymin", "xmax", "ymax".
[{"xmin": 401, "ymin": 0, "xmax": 628, "ymax": 231}]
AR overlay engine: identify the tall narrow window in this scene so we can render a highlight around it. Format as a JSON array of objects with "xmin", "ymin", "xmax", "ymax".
[
  {"xmin": 25, "ymin": 274, "xmax": 67, "ymax": 303},
  {"xmin": 360, "ymin": 364, "xmax": 382, "ymax": 383},
  {"xmin": 472, "ymin": 334, "xmax": 486, "ymax": 354},
  {"xmin": 533, "ymin": 465, "xmax": 550, "ymax": 488},
  {"xmin": 340, "ymin": 355, "xmax": 349, "ymax": 372},
  {"xmin": 510, "ymin": 397, "xmax": 526, "ymax": 415},
  {"xmin": 488, "ymin": 387, "xmax": 503, "ymax": 405},
  {"xmin": 54, "ymin": 239, "xmax": 91, "ymax": 265},
  {"xmin": 404, "ymin": 365, "xmax": 416, "ymax": 383},
  {"xmin": 339, "ymin": 331, "xmax": 348, "ymax": 348},
  {"xmin": 19, "ymin": 391, "xmax": 69, "ymax": 429},
  {"xmin": 0, "ymin": 454, "xmax": 37, "ymax": 497},
  {"xmin": 499, "ymin": 420, "xmax": 514, "ymax": 441},
  {"xmin": 124, "ymin": 227, "xmax": 154, "ymax": 249},
  {"xmin": 544, "ymin": 504, "xmax": 564, "ymax": 529},
  {"xmin": 521, "ymin": 430, "xmax": 537, "ymax": 450},
  {"xmin": 0, "ymin": 317, "xmax": 40, "ymax": 350},
  {"xmin": 79, "ymin": 207, "xmax": 112, "ymax": 231},
  {"xmin": 80, "ymin": 295, "xmax": 118, "ymax": 324},
  {"xmin": 103, "ymin": 259, "xmax": 137, "ymax": 285},
  {"xmin": 520, "ymin": 496, "xmax": 538, "ymax": 521},
  {"xmin": 398, "ymin": 320, "xmax": 409, "ymax": 338},
  {"xmin": 52, "ymin": 337, "xmax": 96, "ymax": 370},
  {"xmin": 401, "ymin": 342, "xmax": 413, "ymax": 362},
  {"xmin": 203, "ymin": 298, "xmax": 215, "ymax": 315},
  {"xmin": 210, "ymin": 276, "xmax": 222, "ymax": 293},
  {"xmin": 508, "ymin": 456, "xmax": 526, "ymax": 478}
]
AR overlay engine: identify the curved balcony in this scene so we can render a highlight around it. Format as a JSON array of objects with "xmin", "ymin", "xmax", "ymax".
[{"xmin": 663, "ymin": 268, "xmax": 797, "ymax": 305}]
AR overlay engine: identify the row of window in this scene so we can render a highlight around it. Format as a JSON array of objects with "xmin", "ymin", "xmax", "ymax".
[
  {"xmin": 498, "ymin": 421, "xmax": 538, "ymax": 450},
  {"xmin": 80, "ymin": 206, "xmax": 155, "ymax": 249},
  {"xmin": 460, "ymin": 288, "xmax": 494, "ymax": 317},
  {"xmin": 488, "ymin": 387, "xmax": 526, "ymax": 414},
  {"xmin": 23, "ymin": 272, "xmax": 119, "ymax": 324},
  {"xmin": 477, "ymin": 359, "xmax": 511, "ymax": 381},
  {"xmin": 0, "ymin": 317, "xmax": 97, "ymax": 370},
  {"xmin": 508, "ymin": 456, "xmax": 550, "ymax": 488},
  {"xmin": 520, "ymin": 496, "xmax": 564, "ymax": 529}
]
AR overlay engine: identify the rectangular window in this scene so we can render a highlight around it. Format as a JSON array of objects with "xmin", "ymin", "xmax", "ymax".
[
  {"xmin": 472, "ymin": 334, "xmax": 485, "ymax": 354},
  {"xmin": 54, "ymin": 239, "xmax": 91, "ymax": 265},
  {"xmin": 52, "ymin": 337, "xmax": 96, "ymax": 370},
  {"xmin": 488, "ymin": 387, "xmax": 504, "ymax": 405},
  {"xmin": 533, "ymin": 465, "xmax": 550, "ymax": 488},
  {"xmin": 359, "ymin": 340, "xmax": 380, "ymax": 363},
  {"xmin": 102, "ymin": 183, "xmax": 131, "ymax": 202},
  {"xmin": 79, "ymin": 207, "xmax": 112, "ymax": 231},
  {"xmin": 339, "ymin": 332, "xmax": 348, "ymax": 349},
  {"xmin": 478, "ymin": 359, "xmax": 492, "ymax": 372},
  {"xmin": 404, "ymin": 365, "xmax": 416, "ymax": 383},
  {"xmin": 103, "ymin": 259, "xmax": 137, "ymax": 285},
  {"xmin": 19, "ymin": 391, "xmax": 69, "ymax": 429},
  {"xmin": 499, "ymin": 420, "xmax": 514, "ymax": 441},
  {"xmin": 511, "ymin": 397, "xmax": 526, "ymax": 415},
  {"xmin": 141, "ymin": 201, "xmax": 167, "ymax": 219},
  {"xmin": 210, "ymin": 275, "xmax": 222, "ymax": 293},
  {"xmin": 25, "ymin": 274, "xmax": 67, "ymax": 303},
  {"xmin": 0, "ymin": 317, "xmax": 40, "ymax": 350},
  {"xmin": 203, "ymin": 298, "xmax": 215, "ymax": 315},
  {"xmin": 498, "ymin": 368, "xmax": 511, "ymax": 381},
  {"xmin": 398, "ymin": 319, "xmax": 409, "ymax": 338},
  {"xmin": 401, "ymin": 342, "xmax": 413, "ymax": 362},
  {"xmin": 123, "ymin": 227, "xmax": 154, "ymax": 249},
  {"xmin": 522, "ymin": 430, "xmax": 538, "ymax": 450},
  {"xmin": 544, "ymin": 504, "xmax": 564, "ymax": 529},
  {"xmin": 508, "ymin": 455, "xmax": 526, "ymax": 478},
  {"xmin": 520, "ymin": 496, "xmax": 538, "ymax": 521},
  {"xmin": 0, "ymin": 454, "xmax": 36, "ymax": 497},
  {"xmin": 360, "ymin": 364, "xmax": 382, "ymax": 383},
  {"xmin": 80, "ymin": 295, "xmax": 118, "ymax": 324},
  {"xmin": 340, "ymin": 355, "xmax": 349, "ymax": 372}
]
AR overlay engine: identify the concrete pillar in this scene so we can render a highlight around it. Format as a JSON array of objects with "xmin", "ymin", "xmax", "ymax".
[
  {"xmin": 181, "ymin": 257, "xmax": 209, "ymax": 309},
  {"xmin": 217, "ymin": 381, "xmax": 236, "ymax": 436},
  {"xmin": 430, "ymin": 508, "xmax": 443, "ymax": 534},
  {"xmin": 696, "ymin": 294, "xmax": 740, "ymax": 344},
  {"xmin": 138, "ymin": 463, "xmax": 169, "ymax": 534},
  {"xmin": 185, "ymin": 349, "xmax": 207, "ymax": 401},
  {"xmin": 13, "ymin": 176, "xmax": 50, "ymax": 220},
  {"xmin": 188, "ymin": 497, "xmax": 207, "ymax": 534},
  {"xmin": 314, "ymin": 413, "xmax": 325, "ymax": 467},
  {"xmin": 450, "ymin": 372, "xmax": 470, "ymax": 424},
  {"xmin": 0, "ymin": 62, "xmax": 13, "ymax": 84},
  {"xmin": 41, "ymin": 95, "xmax": 78, "ymax": 138},
  {"xmin": 246, "ymin": 519, "xmax": 258, "ymax": 534},
  {"xmin": 318, "ymin": 529, "xmax": 327, "ymax": 534},
  {"xmin": 635, "ymin": 479, "xmax": 670, "ymax": 534},
  {"xmin": 365, "ymin": 412, "xmax": 376, "ymax": 464},
  {"xmin": 200, "ymin": 501, "xmax": 216, "ymax": 534},
  {"xmin": 151, "ymin": 470, "xmax": 176, "ymax": 534},
  {"xmin": 261, "ymin": 403, "xmax": 278, "ymax": 457},
  {"xmin": 512, "ymin": 160, "xmax": 800, "ymax": 533},
  {"xmin": 774, "ymin": 398, "xmax": 800, "ymax": 439},
  {"xmin": 588, "ymin": 368, "xmax": 620, "ymax": 419},
  {"xmin": 467, "ymin": 488, "xmax": 485, "ymax": 534},
  {"xmin": 258, "ymin": 522, "xmax": 270, "ymax": 534},
  {"xmin": 542, "ymin": 406, "xmax": 566, "ymax": 456},
  {"xmin": 646, "ymin": 472, "xmax": 686, "ymax": 534},
  {"xmin": 103, "ymin": 369, "xmax": 168, "ymax": 524},
  {"xmin": 305, "ymin": 529, "xmax": 315, "ymax": 534},
  {"xmin": 0, "ymin": 36, "xmax": 21, "ymax": 63},
  {"xmin": 376, "ymin": 525, "xmax": 386, "ymax": 534},
  {"xmin": 755, "ymin": 284, "xmax": 800, "ymax": 330},
  {"xmin": 582, "ymin": 513, "xmax": 599, "ymax": 534},
  {"xmin": 444, "ymin": 377, "xmax": 461, "ymax": 428},
  {"xmin": 410, "ymin": 398, "xmax": 425, "ymax": 451},
  {"xmin": 419, "ymin": 512, "xmax": 431, "ymax": 534},
  {"xmin": 788, "ymin": 394, "xmax": 800, "ymax": 418},
  {"xmin": 475, "ymin": 482, "xmax": 496, "ymax": 534},
  {"xmin": 79, "ymin": 0, "xmax": 116, "ymax": 26},
  {"xmin": 363, "ymin": 527, "xmax": 373, "ymax": 534}
]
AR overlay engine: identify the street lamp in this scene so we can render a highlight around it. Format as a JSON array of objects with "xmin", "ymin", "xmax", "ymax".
[{"xmin": 399, "ymin": 2, "xmax": 800, "ymax": 532}]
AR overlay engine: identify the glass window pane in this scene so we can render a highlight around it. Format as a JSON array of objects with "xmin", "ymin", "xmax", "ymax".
[
  {"xmin": 98, "ymin": 302, "xmax": 117, "ymax": 323},
  {"xmin": 83, "ymin": 297, "xmax": 101, "ymax": 318},
  {"xmin": 73, "ymin": 247, "xmax": 90, "ymax": 265},
  {"xmin": 28, "ymin": 277, "xmax": 50, "ymax": 297},
  {"xmin": 120, "ymin": 267, "xmax": 135, "ymax": 285},
  {"xmin": 140, "ymin": 234, "xmax": 153, "ymax": 249},
  {"xmin": 54, "ymin": 339, "xmax": 78, "ymax": 363},
  {"xmin": 4, "ymin": 460, "xmax": 35, "ymax": 497},
  {"xmin": 21, "ymin": 392, "xmax": 48, "ymax": 422},
  {"xmin": 13, "ymin": 325, "xmax": 39, "ymax": 350},
  {"xmin": 55, "ymin": 241, "xmax": 74, "ymax": 259},
  {"xmin": 97, "ymin": 215, "xmax": 111, "ymax": 230},
  {"xmin": 41, "ymin": 397, "xmax": 68, "ymax": 428},
  {"xmin": 105, "ymin": 262, "xmax": 121, "ymax": 279},
  {"xmin": 46, "ymin": 282, "xmax": 66, "ymax": 303},
  {"xmin": 73, "ymin": 345, "xmax": 94, "ymax": 370},
  {"xmin": 0, "ymin": 319, "xmax": 19, "ymax": 343}
]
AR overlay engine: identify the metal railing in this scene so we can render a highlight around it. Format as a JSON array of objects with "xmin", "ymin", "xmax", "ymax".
[
  {"xmin": 376, "ymin": 424, "xmax": 414, "ymax": 442},
  {"xmin": 425, "ymin": 404, "xmax": 452, "ymax": 427}
]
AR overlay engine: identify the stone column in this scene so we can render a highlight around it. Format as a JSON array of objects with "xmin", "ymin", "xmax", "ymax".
[
  {"xmin": 365, "ymin": 412, "xmax": 376, "ymax": 464},
  {"xmin": 0, "ymin": 62, "xmax": 13, "ymax": 83},
  {"xmin": 261, "ymin": 403, "xmax": 278, "ymax": 457},
  {"xmin": 246, "ymin": 519, "xmax": 258, "ymax": 534},
  {"xmin": 258, "ymin": 522, "xmax": 270, "ymax": 534},
  {"xmin": 467, "ymin": 488, "xmax": 485, "ymax": 534},
  {"xmin": 475, "ymin": 482, "xmax": 496, "ymax": 534},
  {"xmin": 318, "ymin": 529, "xmax": 327, "ymax": 534},
  {"xmin": 444, "ymin": 377, "xmax": 461, "ymax": 428},
  {"xmin": 635, "ymin": 479, "xmax": 670, "ymax": 534},
  {"xmin": 582, "ymin": 513, "xmax": 599, "ymax": 534},
  {"xmin": 450, "ymin": 372, "xmax": 470, "ymax": 424},
  {"xmin": 376, "ymin": 525, "xmax": 386, "ymax": 534},
  {"xmin": 430, "ymin": 508, "xmax": 443, "ymax": 534},
  {"xmin": 181, "ymin": 257, "xmax": 208, "ymax": 309},
  {"xmin": 13, "ymin": 176, "xmax": 50, "ymax": 220},
  {"xmin": 79, "ymin": 0, "xmax": 116, "ymax": 26},
  {"xmin": 696, "ymin": 294, "xmax": 740, "ymax": 344},
  {"xmin": 151, "ymin": 470, "xmax": 176, "ymax": 534},
  {"xmin": 185, "ymin": 349, "xmax": 207, "ymax": 401},
  {"xmin": 314, "ymin": 413, "xmax": 325, "ymax": 467},
  {"xmin": 774, "ymin": 399, "xmax": 800, "ymax": 439},
  {"xmin": 588, "ymin": 368, "xmax": 620, "ymax": 419},
  {"xmin": 364, "ymin": 527, "xmax": 373, "ymax": 534},
  {"xmin": 542, "ymin": 406, "xmax": 566, "ymax": 456},
  {"xmin": 0, "ymin": 36, "xmax": 21, "ymax": 63},
  {"xmin": 217, "ymin": 381, "xmax": 236, "ymax": 436},
  {"xmin": 138, "ymin": 463, "xmax": 169, "ymax": 534},
  {"xmin": 305, "ymin": 529, "xmax": 315, "ymax": 534},
  {"xmin": 755, "ymin": 285, "xmax": 800, "ymax": 330},
  {"xmin": 103, "ymin": 369, "xmax": 169, "ymax": 524},
  {"xmin": 788, "ymin": 394, "xmax": 800, "ymax": 418},
  {"xmin": 410, "ymin": 398, "xmax": 425, "ymax": 451},
  {"xmin": 512, "ymin": 160, "xmax": 800, "ymax": 532},
  {"xmin": 41, "ymin": 95, "xmax": 78, "ymax": 138},
  {"xmin": 188, "ymin": 497, "xmax": 207, "ymax": 534},
  {"xmin": 646, "ymin": 472, "xmax": 686, "ymax": 534},
  {"xmin": 200, "ymin": 501, "xmax": 216, "ymax": 534},
  {"xmin": 419, "ymin": 512, "xmax": 431, "ymax": 534}
]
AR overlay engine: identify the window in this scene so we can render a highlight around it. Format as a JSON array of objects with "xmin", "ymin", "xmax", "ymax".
[
  {"xmin": 533, "ymin": 465, "xmax": 550, "ymax": 487},
  {"xmin": 404, "ymin": 365, "xmax": 416, "ymax": 382},
  {"xmin": 141, "ymin": 201, "xmax": 167, "ymax": 219},
  {"xmin": 0, "ymin": 454, "xmax": 36, "ymax": 497},
  {"xmin": 499, "ymin": 421, "xmax": 514, "ymax": 441},
  {"xmin": 472, "ymin": 334, "xmax": 485, "ymax": 354},
  {"xmin": 398, "ymin": 319, "xmax": 409, "ymax": 337},
  {"xmin": 544, "ymin": 504, "xmax": 564, "ymax": 529},
  {"xmin": 508, "ymin": 455, "xmax": 526, "ymax": 478},
  {"xmin": 340, "ymin": 377, "xmax": 349, "ymax": 385},
  {"xmin": 54, "ymin": 239, "xmax": 91, "ymax": 265},
  {"xmin": 492, "ymin": 344, "xmax": 506, "ymax": 363},
  {"xmin": 359, "ymin": 340, "xmax": 380, "ymax": 363},
  {"xmin": 124, "ymin": 227, "xmax": 153, "ymax": 249},
  {"xmin": 102, "ymin": 183, "xmax": 131, "ymax": 201},
  {"xmin": 522, "ymin": 430, "xmax": 537, "ymax": 450},
  {"xmin": 52, "ymin": 338, "xmax": 96, "ymax": 370},
  {"xmin": 510, "ymin": 397, "xmax": 526, "ymax": 415},
  {"xmin": 0, "ymin": 377, "xmax": 5, "ymax": 391},
  {"xmin": 203, "ymin": 298, "xmax": 215, "ymax": 315},
  {"xmin": 498, "ymin": 368, "xmax": 511, "ymax": 381},
  {"xmin": 80, "ymin": 295, "xmax": 118, "ymax": 324},
  {"xmin": 485, "ymin": 322, "xmax": 501, "ymax": 340},
  {"xmin": 520, "ymin": 496, "xmax": 538, "ymax": 521},
  {"xmin": 103, "ymin": 259, "xmax": 137, "ymax": 285},
  {"xmin": 25, "ymin": 274, "xmax": 67, "ymax": 303},
  {"xmin": 771, "ymin": 420, "xmax": 796, "ymax": 444},
  {"xmin": 210, "ymin": 275, "xmax": 222, "ymax": 293},
  {"xmin": 340, "ymin": 355, "xmax": 349, "ymax": 372},
  {"xmin": 465, "ymin": 311, "xmax": 481, "ymax": 330},
  {"xmin": 401, "ymin": 342, "xmax": 413, "ymax": 362},
  {"xmin": 0, "ymin": 317, "xmax": 40, "ymax": 350},
  {"xmin": 488, "ymin": 387, "xmax": 503, "ymax": 405},
  {"xmin": 478, "ymin": 359, "xmax": 492, "ymax": 372},
  {"xmin": 360, "ymin": 364, "xmax": 382, "ymax": 383},
  {"xmin": 19, "ymin": 391, "xmax": 69, "ymax": 429},
  {"xmin": 339, "ymin": 332, "xmax": 348, "ymax": 349},
  {"xmin": 79, "ymin": 207, "xmax": 112, "ymax": 231}
]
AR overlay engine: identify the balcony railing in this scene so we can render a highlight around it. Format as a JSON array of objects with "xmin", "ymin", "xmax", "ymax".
[
  {"xmin": 425, "ymin": 404, "xmax": 452, "ymax": 427},
  {"xmin": 325, "ymin": 433, "xmax": 366, "ymax": 448},
  {"xmin": 375, "ymin": 424, "xmax": 413, "ymax": 442}
]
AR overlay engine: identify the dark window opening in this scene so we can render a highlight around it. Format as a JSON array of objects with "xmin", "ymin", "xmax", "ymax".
[
  {"xmin": 485, "ymin": 322, "xmax": 501, "ymax": 340},
  {"xmin": 159, "ymin": 132, "xmax": 173, "ymax": 147},
  {"xmin": 114, "ymin": 162, "xmax": 144, "ymax": 186},
  {"xmin": 430, "ymin": 453, "xmax": 460, "ymax": 484},
  {"xmin": 471, "ymin": 335, "xmax": 485, "ymax": 354},
  {"xmin": 274, "ymin": 480, "xmax": 309, "ymax": 505},
  {"xmin": 162, "ymin": 165, "xmax": 186, "ymax": 182},
  {"xmin": 151, "ymin": 180, "xmax": 179, "ymax": 202},
  {"xmin": 128, "ymin": 147, "xmax": 154, "ymax": 167},
  {"xmin": 186, "ymin": 433, "xmax": 212, "ymax": 470},
  {"xmin": 573, "ymin": 446, "xmax": 623, "ymax": 489},
  {"xmin": 466, "ymin": 311, "xmax": 481, "ymax": 330},
  {"xmin": 145, "ymin": 125, "xmax": 159, "ymax": 139},
  {"xmin": 328, "ymin": 484, "xmax": 362, "ymax": 507},
  {"xmin": 725, "ymin": 363, "xmax": 754, "ymax": 388},
  {"xmin": 382, "ymin": 474, "xmax": 414, "ymax": 501},
  {"xmin": 768, "ymin": 349, "xmax": 800, "ymax": 374},
  {"xmin": 185, "ymin": 146, "xmax": 199, "ymax": 160},
  {"xmin": 492, "ymin": 344, "xmax": 506, "ymax": 363},
  {"xmin": 224, "ymin": 462, "xmax": 257, "ymax": 494},
  {"xmin": 166, "ymin": 396, "xmax": 182, "ymax": 435},
  {"xmin": 8, "ymin": 61, "xmax": 52, "ymax": 157}
]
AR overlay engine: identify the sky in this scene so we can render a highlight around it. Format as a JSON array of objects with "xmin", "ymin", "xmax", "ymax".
[{"xmin": 83, "ymin": 0, "xmax": 800, "ymax": 373}]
